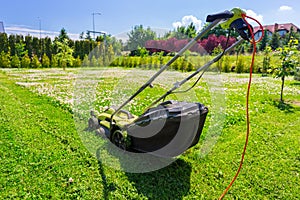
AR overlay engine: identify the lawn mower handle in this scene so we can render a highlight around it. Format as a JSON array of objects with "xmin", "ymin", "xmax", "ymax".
[
  {"xmin": 110, "ymin": 8, "xmax": 249, "ymax": 126},
  {"xmin": 110, "ymin": 18, "xmax": 223, "ymax": 124},
  {"xmin": 146, "ymin": 38, "xmax": 245, "ymax": 109}
]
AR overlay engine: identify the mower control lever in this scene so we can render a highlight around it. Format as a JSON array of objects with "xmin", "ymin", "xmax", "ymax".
[
  {"xmin": 230, "ymin": 18, "xmax": 253, "ymax": 41},
  {"xmin": 206, "ymin": 10, "xmax": 234, "ymax": 22}
]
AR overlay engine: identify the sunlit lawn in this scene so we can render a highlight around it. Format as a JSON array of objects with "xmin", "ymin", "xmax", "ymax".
[{"xmin": 0, "ymin": 67, "xmax": 299, "ymax": 199}]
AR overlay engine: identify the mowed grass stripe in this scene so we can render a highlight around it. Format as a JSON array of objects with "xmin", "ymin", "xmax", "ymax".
[{"xmin": 0, "ymin": 72, "xmax": 104, "ymax": 199}]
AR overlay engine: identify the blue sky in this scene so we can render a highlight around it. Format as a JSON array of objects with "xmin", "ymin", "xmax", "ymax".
[{"xmin": 1, "ymin": 0, "xmax": 299, "ymax": 40}]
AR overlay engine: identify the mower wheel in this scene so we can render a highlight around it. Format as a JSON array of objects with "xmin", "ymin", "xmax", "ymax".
[
  {"xmin": 95, "ymin": 126, "xmax": 110, "ymax": 138},
  {"xmin": 88, "ymin": 116, "xmax": 100, "ymax": 131},
  {"xmin": 111, "ymin": 130, "xmax": 127, "ymax": 150}
]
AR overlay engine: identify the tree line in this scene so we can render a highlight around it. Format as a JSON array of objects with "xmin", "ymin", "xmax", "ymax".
[
  {"xmin": 0, "ymin": 28, "xmax": 123, "ymax": 69},
  {"xmin": 0, "ymin": 23, "xmax": 300, "ymax": 69}
]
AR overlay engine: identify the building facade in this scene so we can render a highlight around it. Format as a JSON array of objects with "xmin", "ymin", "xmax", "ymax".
[{"xmin": 254, "ymin": 23, "xmax": 300, "ymax": 40}]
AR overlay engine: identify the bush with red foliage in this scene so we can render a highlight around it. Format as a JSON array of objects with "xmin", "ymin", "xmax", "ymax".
[{"xmin": 145, "ymin": 35, "xmax": 236, "ymax": 55}]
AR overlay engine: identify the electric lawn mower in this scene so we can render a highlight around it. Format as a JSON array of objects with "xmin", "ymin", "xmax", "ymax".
[{"xmin": 88, "ymin": 8, "xmax": 254, "ymax": 158}]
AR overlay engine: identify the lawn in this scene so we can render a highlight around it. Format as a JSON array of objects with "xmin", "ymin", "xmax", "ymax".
[{"xmin": 0, "ymin": 67, "xmax": 299, "ymax": 199}]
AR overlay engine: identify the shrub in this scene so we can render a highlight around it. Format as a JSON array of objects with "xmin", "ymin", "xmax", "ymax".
[
  {"xmin": 132, "ymin": 57, "xmax": 138, "ymax": 68},
  {"xmin": 82, "ymin": 55, "xmax": 90, "ymax": 67},
  {"xmin": 186, "ymin": 61, "xmax": 194, "ymax": 72},
  {"xmin": 0, "ymin": 51, "xmax": 11, "ymax": 68},
  {"xmin": 262, "ymin": 46, "xmax": 272, "ymax": 75},
  {"xmin": 51, "ymin": 55, "xmax": 58, "ymax": 68},
  {"xmin": 11, "ymin": 55, "xmax": 21, "ymax": 68},
  {"xmin": 236, "ymin": 56, "xmax": 246, "ymax": 73},
  {"xmin": 152, "ymin": 56, "xmax": 158, "ymax": 69},
  {"xmin": 110, "ymin": 57, "xmax": 119, "ymax": 67},
  {"xmin": 222, "ymin": 56, "xmax": 230, "ymax": 73},
  {"xmin": 172, "ymin": 59, "xmax": 179, "ymax": 71},
  {"xmin": 147, "ymin": 57, "xmax": 153, "ymax": 69},
  {"xmin": 42, "ymin": 54, "xmax": 51, "ymax": 68},
  {"xmin": 21, "ymin": 54, "xmax": 31, "ymax": 68},
  {"xmin": 90, "ymin": 56, "xmax": 97, "ymax": 67},
  {"xmin": 73, "ymin": 56, "xmax": 82, "ymax": 67},
  {"xmin": 135, "ymin": 57, "xmax": 141, "ymax": 68},
  {"xmin": 31, "ymin": 55, "xmax": 41, "ymax": 68},
  {"xmin": 98, "ymin": 57, "xmax": 104, "ymax": 67}
]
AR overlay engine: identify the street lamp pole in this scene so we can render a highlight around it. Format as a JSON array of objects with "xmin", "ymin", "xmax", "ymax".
[
  {"xmin": 92, "ymin": 12, "xmax": 101, "ymax": 39},
  {"xmin": 38, "ymin": 17, "xmax": 42, "ymax": 59},
  {"xmin": 38, "ymin": 17, "xmax": 41, "ymax": 39}
]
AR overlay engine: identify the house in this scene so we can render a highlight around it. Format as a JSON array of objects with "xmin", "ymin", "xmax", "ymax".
[
  {"xmin": 0, "ymin": 21, "xmax": 5, "ymax": 33},
  {"xmin": 253, "ymin": 23, "xmax": 300, "ymax": 40}
]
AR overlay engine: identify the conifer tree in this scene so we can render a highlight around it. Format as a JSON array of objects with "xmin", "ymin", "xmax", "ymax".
[
  {"xmin": 0, "ymin": 33, "xmax": 9, "ymax": 53},
  {"xmin": 42, "ymin": 53, "xmax": 51, "ymax": 68},
  {"xmin": 31, "ymin": 55, "xmax": 41, "ymax": 68},
  {"xmin": 21, "ymin": 54, "xmax": 31, "ymax": 68},
  {"xmin": 270, "ymin": 32, "xmax": 281, "ymax": 50},
  {"xmin": 0, "ymin": 51, "xmax": 11, "ymax": 68}
]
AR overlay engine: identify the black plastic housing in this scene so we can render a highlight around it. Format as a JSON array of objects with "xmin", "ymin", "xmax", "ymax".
[{"xmin": 126, "ymin": 101, "xmax": 208, "ymax": 157}]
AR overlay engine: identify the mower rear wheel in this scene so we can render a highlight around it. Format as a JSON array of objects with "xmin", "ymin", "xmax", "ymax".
[{"xmin": 112, "ymin": 130, "xmax": 127, "ymax": 150}]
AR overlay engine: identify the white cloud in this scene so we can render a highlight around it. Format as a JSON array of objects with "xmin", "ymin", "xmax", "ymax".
[
  {"xmin": 172, "ymin": 15, "xmax": 203, "ymax": 31},
  {"xmin": 279, "ymin": 6, "xmax": 293, "ymax": 11},
  {"xmin": 244, "ymin": 9, "xmax": 264, "ymax": 25},
  {"xmin": 5, "ymin": 25, "xmax": 80, "ymax": 40}
]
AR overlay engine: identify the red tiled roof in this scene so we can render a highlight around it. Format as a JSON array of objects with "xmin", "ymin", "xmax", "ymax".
[{"xmin": 253, "ymin": 23, "xmax": 300, "ymax": 34}]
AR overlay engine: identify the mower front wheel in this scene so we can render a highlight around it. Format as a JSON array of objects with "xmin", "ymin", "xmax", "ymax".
[
  {"xmin": 95, "ymin": 125, "xmax": 109, "ymax": 138},
  {"xmin": 111, "ymin": 130, "xmax": 127, "ymax": 150}
]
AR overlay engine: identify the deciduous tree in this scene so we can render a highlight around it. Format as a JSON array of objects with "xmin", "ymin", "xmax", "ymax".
[
  {"xmin": 274, "ymin": 38, "xmax": 299, "ymax": 102},
  {"xmin": 55, "ymin": 39, "xmax": 74, "ymax": 70},
  {"xmin": 127, "ymin": 25, "xmax": 156, "ymax": 51},
  {"xmin": 15, "ymin": 41, "xmax": 27, "ymax": 58}
]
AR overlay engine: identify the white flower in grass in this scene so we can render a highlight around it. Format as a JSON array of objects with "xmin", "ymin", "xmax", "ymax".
[{"xmin": 68, "ymin": 177, "xmax": 74, "ymax": 183}]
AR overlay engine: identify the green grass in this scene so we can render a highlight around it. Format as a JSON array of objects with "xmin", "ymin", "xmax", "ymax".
[{"xmin": 0, "ymin": 68, "xmax": 299, "ymax": 199}]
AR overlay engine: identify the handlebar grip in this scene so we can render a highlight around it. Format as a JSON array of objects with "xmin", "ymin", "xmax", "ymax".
[{"xmin": 206, "ymin": 10, "xmax": 234, "ymax": 22}]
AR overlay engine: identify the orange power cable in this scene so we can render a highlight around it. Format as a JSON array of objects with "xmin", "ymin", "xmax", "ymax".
[{"xmin": 218, "ymin": 14, "xmax": 264, "ymax": 200}]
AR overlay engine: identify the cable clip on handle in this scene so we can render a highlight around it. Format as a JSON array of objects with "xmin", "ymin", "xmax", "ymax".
[{"xmin": 206, "ymin": 8, "xmax": 253, "ymax": 41}]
